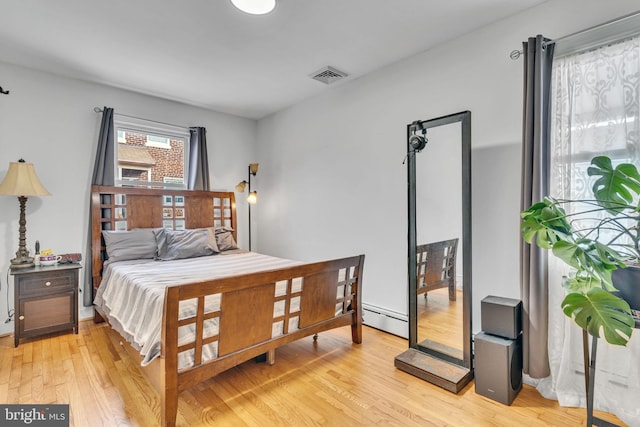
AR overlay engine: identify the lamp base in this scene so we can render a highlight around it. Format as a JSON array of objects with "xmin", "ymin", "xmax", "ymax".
[{"xmin": 10, "ymin": 256, "xmax": 35, "ymax": 269}]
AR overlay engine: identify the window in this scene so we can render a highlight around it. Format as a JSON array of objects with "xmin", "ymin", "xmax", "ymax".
[
  {"xmin": 146, "ymin": 134, "xmax": 171, "ymax": 149},
  {"xmin": 550, "ymin": 35, "xmax": 640, "ymax": 244},
  {"xmin": 545, "ymin": 33, "xmax": 640, "ymax": 421},
  {"xmin": 117, "ymin": 130, "xmax": 126, "ymax": 143},
  {"xmin": 114, "ymin": 117, "xmax": 189, "ymax": 189},
  {"xmin": 120, "ymin": 166, "xmax": 151, "ymax": 182}
]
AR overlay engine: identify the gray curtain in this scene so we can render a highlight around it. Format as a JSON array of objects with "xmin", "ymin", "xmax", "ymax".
[
  {"xmin": 92, "ymin": 107, "xmax": 115, "ymax": 186},
  {"xmin": 188, "ymin": 127, "xmax": 210, "ymax": 191},
  {"xmin": 519, "ymin": 35, "xmax": 554, "ymax": 378},
  {"xmin": 83, "ymin": 107, "xmax": 114, "ymax": 306}
]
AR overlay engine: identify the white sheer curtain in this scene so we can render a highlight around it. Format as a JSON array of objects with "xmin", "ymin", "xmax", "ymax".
[{"xmin": 535, "ymin": 36, "xmax": 640, "ymax": 426}]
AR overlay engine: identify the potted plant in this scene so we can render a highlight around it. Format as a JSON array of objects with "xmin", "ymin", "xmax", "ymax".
[{"xmin": 521, "ymin": 155, "xmax": 638, "ymax": 346}]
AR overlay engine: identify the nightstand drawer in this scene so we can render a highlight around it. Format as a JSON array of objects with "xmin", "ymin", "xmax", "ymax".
[{"xmin": 19, "ymin": 271, "xmax": 74, "ymax": 295}]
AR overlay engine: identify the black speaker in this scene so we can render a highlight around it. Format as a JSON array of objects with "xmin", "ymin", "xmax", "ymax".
[
  {"xmin": 481, "ymin": 295, "xmax": 522, "ymax": 339},
  {"xmin": 474, "ymin": 332, "xmax": 522, "ymax": 405}
]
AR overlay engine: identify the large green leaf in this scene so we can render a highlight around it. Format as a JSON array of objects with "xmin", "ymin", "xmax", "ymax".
[
  {"xmin": 551, "ymin": 239, "xmax": 621, "ymax": 290},
  {"xmin": 562, "ymin": 274, "xmax": 601, "ymax": 294},
  {"xmin": 521, "ymin": 198, "xmax": 573, "ymax": 247},
  {"xmin": 588, "ymin": 156, "xmax": 640, "ymax": 213},
  {"xmin": 562, "ymin": 288, "xmax": 634, "ymax": 346}
]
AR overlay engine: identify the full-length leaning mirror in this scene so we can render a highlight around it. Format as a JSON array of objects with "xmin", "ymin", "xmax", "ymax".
[{"xmin": 395, "ymin": 111, "xmax": 473, "ymax": 393}]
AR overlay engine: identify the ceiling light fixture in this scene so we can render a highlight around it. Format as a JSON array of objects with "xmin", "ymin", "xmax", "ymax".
[{"xmin": 231, "ymin": 0, "xmax": 276, "ymax": 15}]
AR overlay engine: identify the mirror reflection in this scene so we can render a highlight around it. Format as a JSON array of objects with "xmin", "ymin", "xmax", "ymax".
[{"xmin": 415, "ymin": 122, "xmax": 463, "ymax": 358}]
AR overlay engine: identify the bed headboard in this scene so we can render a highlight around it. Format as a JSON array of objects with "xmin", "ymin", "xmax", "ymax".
[{"xmin": 91, "ymin": 185, "xmax": 237, "ymax": 292}]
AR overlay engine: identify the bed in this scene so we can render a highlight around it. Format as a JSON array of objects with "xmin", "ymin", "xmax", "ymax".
[{"xmin": 90, "ymin": 185, "xmax": 365, "ymax": 427}]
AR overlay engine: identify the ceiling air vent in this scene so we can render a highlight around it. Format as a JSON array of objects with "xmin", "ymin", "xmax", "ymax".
[{"xmin": 310, "ymin": 66, "xmax": 348, "ymax": 85}]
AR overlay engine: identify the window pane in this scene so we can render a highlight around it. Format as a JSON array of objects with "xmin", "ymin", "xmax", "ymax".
[
  {"xmin": 551, "ymin": 36, "xmax": 640, "ymax": 257},
  {"xmin": 115, "ymin": 128, "xmax": 187, "ymax": 189},
  {"xmin": 146, "ymin": 134, "xmax": 171, "ymax": 148},
  {"xmin": 121, "ymin": 168, "xmax": 148, "ymax": 181}
]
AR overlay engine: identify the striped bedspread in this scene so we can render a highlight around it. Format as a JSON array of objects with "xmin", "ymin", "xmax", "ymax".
[{"xmin": 94, "ymin": 251, "xmax": 301, "ymax": 368}]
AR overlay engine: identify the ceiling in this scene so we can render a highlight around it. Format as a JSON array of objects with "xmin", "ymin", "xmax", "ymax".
[{"xmin": 1, "ymin": 0, "xmax": 546, "ymax": 119}]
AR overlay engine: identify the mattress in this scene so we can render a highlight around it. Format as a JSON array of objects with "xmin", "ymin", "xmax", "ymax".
[{"xmin": 94, "ymin": 251, "xmax": 301, "ymax": 368}]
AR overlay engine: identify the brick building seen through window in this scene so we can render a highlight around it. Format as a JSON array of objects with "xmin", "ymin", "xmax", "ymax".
[{"xmin": 116, "ymin": 130, "xmax": 186, "ymax": 187}]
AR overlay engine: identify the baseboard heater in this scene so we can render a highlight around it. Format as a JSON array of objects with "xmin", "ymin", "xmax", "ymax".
[{"xmin": 362, "ymin": 303, "xmax": 408, "ymax": 338}]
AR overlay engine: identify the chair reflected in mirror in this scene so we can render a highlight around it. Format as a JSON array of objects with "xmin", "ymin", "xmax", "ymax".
[{"xmin": 416, "ymin": 238, "xmax": 458, "ymax": 302}]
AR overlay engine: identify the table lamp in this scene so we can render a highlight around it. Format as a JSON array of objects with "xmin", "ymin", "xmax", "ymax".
[{"xmin": 0, "ymin": 159, "xmax": 51, "ymax": 269}]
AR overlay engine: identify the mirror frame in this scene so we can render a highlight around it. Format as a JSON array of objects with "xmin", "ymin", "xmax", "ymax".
[{"xmin": 403, "ymin": 110, "xmax": 472, "ymax": 390}]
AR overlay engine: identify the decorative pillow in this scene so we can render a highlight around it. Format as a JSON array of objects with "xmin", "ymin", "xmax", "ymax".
[
  {"xmin": 213, "ymin": 226, "xmax": 239, "ymax": 251},
  {"xmin": 102, "ymin": 229, "xmax": 158, "ymax": 262},
  {"xmin": 155, "ymin": 228, "xmax": 219, "ymax": 261}
]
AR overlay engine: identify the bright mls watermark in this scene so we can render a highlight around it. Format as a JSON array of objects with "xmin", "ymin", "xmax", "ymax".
[{"xmin": 0, "ymin": 405, "xmax": 69, "ymax": 426}]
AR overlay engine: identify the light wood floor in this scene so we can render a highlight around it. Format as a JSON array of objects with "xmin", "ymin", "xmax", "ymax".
[
  {"xmin": 417, "ymin": 288, "xmax": 463, "ymax": 350},
  {"xmin": 0, "ymin": 321, "xmax": 625, "ymax": 426}
]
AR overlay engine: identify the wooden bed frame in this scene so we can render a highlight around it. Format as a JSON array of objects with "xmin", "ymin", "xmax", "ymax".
[{"xmin": 90, "ymin": 185, "xmax": 365, "ymax": 426}]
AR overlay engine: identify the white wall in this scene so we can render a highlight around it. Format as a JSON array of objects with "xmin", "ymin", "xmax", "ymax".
[
  {"xmin": 255, "ymin": 0, "xmax": 640, "ymax": 334},
  {"xmin": 0, "ymin": 62, "xmax": 256, "ymax": 336}
]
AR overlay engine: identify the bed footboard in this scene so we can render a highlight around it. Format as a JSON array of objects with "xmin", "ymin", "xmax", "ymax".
[{"xmin": 160, "ymin": 254, "xmax": 364, "ymax": 427}]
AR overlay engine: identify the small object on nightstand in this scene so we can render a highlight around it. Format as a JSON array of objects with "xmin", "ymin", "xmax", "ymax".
[
  {"xmin": 59, "ymin": 253, "xmax": 82, "ymax": 264},
  {"xmin": 34, "ymin": 240, "xmax": 41, "ymax": 266},
  {"xmin": 10, "ymin": 263, "xmax": 81, "ymax": 347},
  {"xmin": 38, "ymin": 256, "xmax": 61, "ymax": 266}
]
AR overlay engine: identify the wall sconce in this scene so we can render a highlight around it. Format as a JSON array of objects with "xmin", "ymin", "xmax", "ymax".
[
  {"xmin": 235, "ymin": 163, "xmax": 259, "ymax": 250},
  {"xmin": 0, "ymin": 159, "xmax": 51, "ymax": 269}
]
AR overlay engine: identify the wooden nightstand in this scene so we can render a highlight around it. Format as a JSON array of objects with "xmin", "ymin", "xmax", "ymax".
[{"xmin": 11, "ymin": 263, "xmax": 81, "ymax": 347}]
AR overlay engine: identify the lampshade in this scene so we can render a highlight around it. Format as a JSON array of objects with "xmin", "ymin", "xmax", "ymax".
[
  {"xmin": 247, "ymin": 191, "xmax": 258, "ymax": 204},
  {"xmin": 0, "ymin": 160, "xmax": 50, "ymax": 196},
  {"xmin": 249, "ymin": 163, "xmax": 259, "ymax": 175},
  {"xmin": 235, "ymin": 180, "xmax": 248, "ymax": 192},
  {"xmin": 231, "ymin": 0, "xmax": 275, "ymax": 15}
]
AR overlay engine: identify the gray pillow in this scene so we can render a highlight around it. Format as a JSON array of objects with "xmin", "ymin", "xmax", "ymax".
[
  {"xmin": 102, "ymin": 229, "xmax": 158, "ymax": 262},
  {"xmin": 213, "ymin": 226, "xmax": 239, "ymax": 251},
  {"xmin": 155, "ymin": 228, "xmax": 219, "ymax": 261}
]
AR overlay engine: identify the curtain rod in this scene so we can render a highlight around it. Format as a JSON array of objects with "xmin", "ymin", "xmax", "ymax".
[
  {"xmin": 510, "ymin": 10, "xmax": 640, "ymax": 59},
  {"xmin": 93, "ymin": 107, "xmax": 191, "ymax": 131}
]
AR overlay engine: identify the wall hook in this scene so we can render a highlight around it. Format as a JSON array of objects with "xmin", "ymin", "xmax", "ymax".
[{"xmin": 0, "ymin": 86, "xmax": 9, "ymax": 95}]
